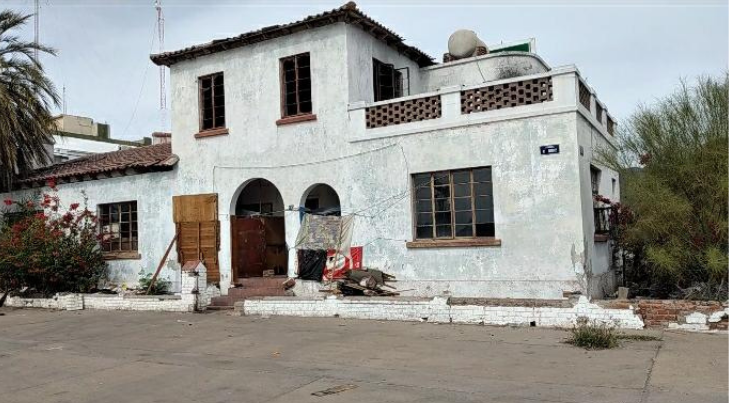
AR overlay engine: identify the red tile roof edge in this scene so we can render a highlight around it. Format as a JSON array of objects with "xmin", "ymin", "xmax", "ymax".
[
  {"xmin": 150, "ymin": 2, "xmax": 435, "ymax": 68},
  {"xmin": 17, "ymin": 143, "xmax": 178, "ymax": 186}
]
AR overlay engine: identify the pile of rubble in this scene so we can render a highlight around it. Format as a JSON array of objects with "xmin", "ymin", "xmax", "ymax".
[{"xmin": 331, "ymin": 268, "xmax": 399, "ymax": 296}]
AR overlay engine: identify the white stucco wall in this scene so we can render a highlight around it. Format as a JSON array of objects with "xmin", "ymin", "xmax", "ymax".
[
  {"xmin": 161, "ymin": 20, "xmax": 609, "ymax": 298},
  {"xmin": 166, "ymin": 21, "xmax": 593, "ymax": 298},
  {"xmin": 419, "ymin": 52, "xmax": 550, "ymax": 93},
  {"xmin": 575, "ymin": 82, "xmax": 620, "ymax": 297},
  {"xmin": 1, "ymin": 172, "xmax": 178, "ymax": 289}
]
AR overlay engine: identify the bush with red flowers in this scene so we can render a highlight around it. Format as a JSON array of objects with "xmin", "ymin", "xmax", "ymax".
[{"xmin": 0, "ymin": 185, "xmax": 108, "ymax": 297}]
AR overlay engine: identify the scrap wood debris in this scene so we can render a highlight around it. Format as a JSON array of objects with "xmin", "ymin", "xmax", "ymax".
[{"xmin": 325, "ymin": 268, "xmax": 399, "ymax": 296}]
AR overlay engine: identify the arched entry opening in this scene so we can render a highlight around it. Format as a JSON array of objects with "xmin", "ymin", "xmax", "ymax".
[
  {"xmin": 301, "ymin": 183, "xmax": 341, "ymax": 217},
  {"xmin": 231, "ymin": 179, "xmax": 287, "ymax": 281}
]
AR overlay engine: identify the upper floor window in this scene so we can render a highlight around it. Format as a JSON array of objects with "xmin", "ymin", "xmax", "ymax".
[
  {"xmin": 280, "ymin": 53, "xmax": 312, "ymax": 117},
  {"xmin": 99, "ymin": 201, "xmax": 138, "ymax": 256},
  {"xmin": 590, "ymin": 166, "xmax": 601, "ymax": 196},
  {"xmin": 373, "ymin": 58, "xmax": 402, "ymax": 102},
  {"xmin": 412, "ymin": 167, "xmax": 495, "ymax": 240},
  {"xmin": 199, "ymin": 72, "xmax": 225, "ymax": 131}
]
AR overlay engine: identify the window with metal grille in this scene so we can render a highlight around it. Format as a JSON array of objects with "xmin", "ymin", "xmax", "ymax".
[
  {"xmin": 99, "ymin": 201, "xmax": 138, "ymax": 252},
  {"xmin": 199, "ymin": 72, "xmax": 225, "ymax": 131},
  {"xmin": 412, "ymin": 167, "xmax": 495, "ymax": 240},
  {"xmin": 579, "ymin": 81, "xmax": 591, "ymax": 111},
  {"xmin": 373, "ymin": 58, "xmax": 403, "ymax": 102},
  {"xmin": 280, "ymin": 53, "xmax": 312, "ymax": 117},
  {"xmin": 595, "ymin": 102, "xmax": 604, "ymax": 124}
]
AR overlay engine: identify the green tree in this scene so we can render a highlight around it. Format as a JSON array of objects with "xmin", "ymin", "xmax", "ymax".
[
  {"xmin": 601, "ymin": 75, "xmax": 728, "ymax": 299},
  {"xmin": 0, "ymin": 10, "xmax": 59, "ymax": 190}
]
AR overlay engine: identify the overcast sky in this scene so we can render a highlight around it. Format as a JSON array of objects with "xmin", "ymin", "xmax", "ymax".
[{"xmin": 5, "ymin": 0, "xmax": 728, "ymax": 141}]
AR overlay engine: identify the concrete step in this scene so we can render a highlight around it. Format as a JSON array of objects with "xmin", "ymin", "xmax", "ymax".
[
  {"xmin": 236, "ymin": 276, "xmax": 288, "ymax": 289},
  {"xmin": 206, "ymin": 305, "xmax": 234, "ymax": 311},
  {"xmin": 228, "ymin": 287, "xmax": 286, "ymax": 298}
]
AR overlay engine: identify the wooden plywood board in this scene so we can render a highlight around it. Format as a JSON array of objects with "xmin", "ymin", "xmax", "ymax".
[
  {"xmin": 173, "ymin": 193, "xmax": 218, "ymax": 223},
  {"xmin": 173, "ymin": 193, "xmax": 220, "ymax": 284},
  {"xmin": 177, "ymin": 221, "xmax": 220, "ymax": 283}
]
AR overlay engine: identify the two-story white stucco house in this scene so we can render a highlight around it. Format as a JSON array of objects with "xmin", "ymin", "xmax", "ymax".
[{"xmin": 1, "ymin": 3, "xmax": 619, "ymax": 302}]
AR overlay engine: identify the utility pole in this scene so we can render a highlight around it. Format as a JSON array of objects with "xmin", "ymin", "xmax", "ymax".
[
  {"xmin": 62, "ymin": 85, "xmax": 67, "ymax": 114},
  {"xmin": 156, "ymin": 0, "xmax": 167, "ymax": 131}
]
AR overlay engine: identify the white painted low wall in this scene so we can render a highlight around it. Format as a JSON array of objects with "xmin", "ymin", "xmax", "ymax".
[
  {"xmin": 3, "ymin": 261, "xmax": 211, "ymax": 313},
  {"xmin": 239, "ymin": 295, "xmax": 646, "ymax": 329},
  {"xmin": 4, "ymin": 293, "xmax": 84, "ymax": 311}
]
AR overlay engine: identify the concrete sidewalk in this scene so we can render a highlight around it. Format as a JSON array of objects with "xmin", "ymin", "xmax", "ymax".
[{"xmin": 0, "ymin": 308, "xmax": 726, "ymax": 403}]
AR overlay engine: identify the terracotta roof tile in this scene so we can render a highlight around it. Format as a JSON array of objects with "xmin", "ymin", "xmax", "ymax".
[
  {"xmin": 151, "ymin": 2, "xmax": 435, "ymax": 67},
  {"xmin": 18, "ymin": 143, "xmax": 178, "ymax": 186}
]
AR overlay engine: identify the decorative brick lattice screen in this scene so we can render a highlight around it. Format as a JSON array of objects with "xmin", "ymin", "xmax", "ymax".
[
  {"xmin": 579, "ymin": 81, "xmax": 591, "ymax": 111},
  {"xmin": 460, "ymin": 77, "xmax": 553, "ymax": 115},
  {"xmin": 366, "ymin": 96, "xmax": 441, "ymax": 129}
]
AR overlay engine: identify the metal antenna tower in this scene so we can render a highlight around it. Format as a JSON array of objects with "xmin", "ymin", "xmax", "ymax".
[{"xmin": 155, "ymin": 0, "xmax": 167, "ymax": 130}]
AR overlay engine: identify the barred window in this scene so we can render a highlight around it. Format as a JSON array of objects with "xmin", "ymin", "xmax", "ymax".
[
  {"xmin": 199, "ymin": 72, "xmax": 225, "ymax": 131},
  {"xmin": 412, "ymin": 167, "xmax": 495, "ymax": 240},
  {"xmin": 280, "ymin": 53, "xmax": 312, "ymax": 117},
  {"xmin": 99, "ymin": 201, "xmax": 138, "ymax": 252}
]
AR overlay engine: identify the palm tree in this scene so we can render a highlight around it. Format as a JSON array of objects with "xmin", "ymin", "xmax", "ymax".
[{"xmin": 0, "ymin": 10, "xmax": 59, "ymax": 191}]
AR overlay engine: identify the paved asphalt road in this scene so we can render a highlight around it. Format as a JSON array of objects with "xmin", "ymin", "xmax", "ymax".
[{"xmin": 0, "ymin": 308, "xmax": 726, "ymax": 403}]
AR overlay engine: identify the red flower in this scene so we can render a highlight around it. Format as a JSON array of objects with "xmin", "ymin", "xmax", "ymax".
[
  {"xmin": 47, "ymin": 178, "xmax": 57, "ymax": 190},
  {"xmin": 35, "ymin": 212, "xmax": 46, "ymax": 220},
  {"xmin": 63, "ymin": 212, "xmax": 74, "ymax": 222},
  {"xmin": 3, "ymin": 199, "xmax": 12, "ymax": 206},
  {"xmin": 69, "ymin": 203, "xmax": 80, "ymax": 210},
  {"xmin": 26, "ymin": 200, "xmax": 34, "ymax": 208}
]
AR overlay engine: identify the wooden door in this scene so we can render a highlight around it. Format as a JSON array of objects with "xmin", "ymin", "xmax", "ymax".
[
  {"xmin": 173, "ymin": 194, "xmax": 220, "ymax": 283},
  {"xmin": 231, "ymin": 217, "xmax": 266, "ymax": 279}
]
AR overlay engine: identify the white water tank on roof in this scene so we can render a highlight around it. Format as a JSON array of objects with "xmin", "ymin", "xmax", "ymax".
[{"xmin": 448, "ymin": 29, "xmax": 487, "ymax": 59}]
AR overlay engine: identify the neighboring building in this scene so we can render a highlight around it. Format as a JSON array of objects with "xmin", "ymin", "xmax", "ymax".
[
  {"xmin": 151, "ymin": 132, "xmax": 172, "ymax": 145},
  {"xmin": 52, "ymin": 114, "xmax": 151, "ymax": 163},
  {"xmin": 2, "ymin": 3, "xmax": 619, "ymax": 300}
]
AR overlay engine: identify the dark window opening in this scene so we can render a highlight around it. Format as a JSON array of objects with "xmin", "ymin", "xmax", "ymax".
[
  {"xmin": 280, "ymin": 53, "xmax": 312, "ymax": 117},
  {"xmin": 99, "ymin": 201, "xmax": 138, "ymax": 252},
  {"xmin": 304, "ymin": 197, "xmax": 319, "ymax": 211},
  {"xmin": 199, "ymin": 72, "xmax": 225, "ymax": 131},
  {"xmin": 413, "ymin": 167, "xmax": 495, "ymax": 240},
  {"xmin": 590, "ymin": 166, "xmax": 601, "ymax": 196},
  {"xmin": 373, "ymin": 58, "xmax": 403, "ymax": 102}
]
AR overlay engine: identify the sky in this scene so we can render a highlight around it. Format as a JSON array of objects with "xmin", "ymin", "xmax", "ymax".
[{"xmin": 5, "ymin": 0, "xmax": 728, "ymax": 141}]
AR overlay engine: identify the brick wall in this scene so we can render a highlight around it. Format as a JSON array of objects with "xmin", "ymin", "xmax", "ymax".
[
  {"xmin": 599, "ymin": 299, "xmax": 729, "ymax": 331},
  {"xmin": 637, "ymin": 300, "xmax": 727, "ymax": 330}
]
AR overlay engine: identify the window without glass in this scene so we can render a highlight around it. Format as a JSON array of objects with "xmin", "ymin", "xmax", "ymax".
[
  {"xmin": 412, "ymin": 167, "xmax": 495, "ymax": 240},
  {"xmin": 280, "ymin": 53, "xmax": 312, "ymax": 117},
  {"xmin": 590, "ymin": 166, "xmax": 601, "ymax": 196},
  {"xmin": 99, "ymin": 201, "xmax": 138, "ymax": 252},
  {"xmin": 199, "ymin": 72, "xmax": 225, "ymax": 131},
  {"xmin": 373, "ymin": 58, "xmax": 403, "ymax": 102}
]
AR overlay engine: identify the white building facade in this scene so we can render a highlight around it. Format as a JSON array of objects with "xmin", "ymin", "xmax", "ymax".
[{"xmin": 2, "ymin": 3, "xmax": 619, "ymax": 300}]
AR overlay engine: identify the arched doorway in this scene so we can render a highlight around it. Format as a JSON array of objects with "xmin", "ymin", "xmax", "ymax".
[
  {"xmin": 301, "ymin": 183, "xmax": 341, "ymax": 217},
  {"xmin": 231, "ymin": 179, "xmax": 287, "ymax": 281}
]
